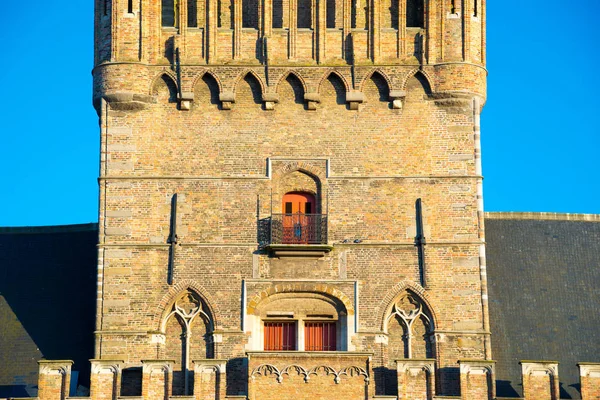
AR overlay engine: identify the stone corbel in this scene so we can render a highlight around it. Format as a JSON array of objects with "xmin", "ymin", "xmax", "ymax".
[
  {"xmin": 219, "ymin": 92, "xmax": 235, "ymax": 110},
  {"xmin": 304, "ymin": 92, "xmax": 321, "ymax": 110},
  {"xmin": 178, "ymin": 91, "xmax": 194, "ymax": 111},
  {"xmin": 346, "ymin": 91, "xmax": 364, "ymax": 110},
  {"xmin": 389, "ymin": 90, "xmax": 407, "ymax": 109},
  {"xmin": 262, "ymin": 93, "xmax": 279, "ymax": 111}
]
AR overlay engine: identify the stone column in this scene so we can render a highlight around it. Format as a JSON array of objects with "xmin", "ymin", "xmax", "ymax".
[
  {"xmin": 396, "ymin": 359, "xmax": 435, "ymax": 400},
  {"xmin": 520, "ymin": 361, "xmax": 559, "ymax": 400},
  {"xmin": 90, "ymin": 359, "xmax": 124, "ymax": 400},
  {"xmin": 193, "ymin": 359, "xmax": 228, "ymax": 400},
  {"xmin": 141, "ymin": 360, "xmax": 173, "ymax": 400},
  {"xmin": 37, "ymin": 360, "xmax": 73, "ymax": 400},
  {"xmin": 458, "ymin": 360, "xmax": 495, "ymax": 400},
  {"xmin": 579, "ymin": 363, "xmax": 600, "ymax": 400}
]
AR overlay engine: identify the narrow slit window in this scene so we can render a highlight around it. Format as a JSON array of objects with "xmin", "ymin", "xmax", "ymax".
[
  {"xmin": 450, "ymin": 0, "xmax": 456, "ymax": 14},
  {"xmin": 127, "ymin": 0, "xmax": 133, "ymax": 13},
  {"xmin": 406, "ymin": 0, "xmax": 423, "ymax": 27},
  {"xmin": 162, "ymin": 0, "xmax": 177, "ymax": 27},
  {"xmin": 242, "ymin": 0, "xmax": 259, "ymax": 28},
  {"xmin": 297, "ymin": 0, "xmax": 312, "ymax": 28},
  {"xmin": 272, "ymin": 0, "xmax": 284, "ymax": 28},
  {"xmin": 326, "ymin": 0, "xmax": 335, "ymax": 28},
  {"xmin": 188, "ymin": 0, "xmax": 198, "ymax": 26},
  {"xmin": 103, "ymin": 0, "xmax": 108, "ymax": 16},
  {"xmin": 473, "ymin": 0, "xmax": 478, "ymax": 17}
]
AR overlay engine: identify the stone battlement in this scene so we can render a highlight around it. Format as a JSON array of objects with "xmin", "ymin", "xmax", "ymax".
[{"xmin": 12, "ymin": 359, "xmax": 600, "ymax": 400}]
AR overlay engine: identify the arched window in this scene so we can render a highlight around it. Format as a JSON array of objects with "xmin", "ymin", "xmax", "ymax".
[
  {"xmin": 163, "ymin": 290, "xmax": 214, "ymax": 395},
  {"xmin": 386, "ymin": 290, "xmax": 434, "ymax": 359},
  {"xmin": 260, "ymin": 292, "xmax": 347, "ymax": 351},
  {"xmin": 162, "ymin": 0, "xmax": 178, "ymax": 27},
  {"xmin": 281, "ymin": 192, "xmax": 317, "ymax": 244},
  {"xmin": 406, "ymin": 0, "xmax": 423, "ymax": 28}
]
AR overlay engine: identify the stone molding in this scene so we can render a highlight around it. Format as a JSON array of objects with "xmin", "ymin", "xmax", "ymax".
[
  {"xmin": 141, "ymin": 360, "xmax": 174, "ymax": 374},
  {"xmin": 38, "ymin": 360, "xmax": 73, "ymax": 375},
  {"xmin": 520, "ymin": 361, "xmax": 558, "ymax": 377},
  {"xmin": 396, "ymin": 359, "xmax": 435, "ymax": 376},
  {"xmin": 250, "ymin": 363, "xmax": 369, "ymax": 384},
  {"xmin": 579, "ymin": 363, "xmax": 600, "ymax": 378},
  {"xmin": 458, "ymin": 359, "xmax": 495, "ymax": 376},
  {"xmin": 90, "ymin": 359, "xmax": 124, "ymax": 374},
  {"xmin": 193, "ymin": 359, "xmax": 228, "ymax": 374}
]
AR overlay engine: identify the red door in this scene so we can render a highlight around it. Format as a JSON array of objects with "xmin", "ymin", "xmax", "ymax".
[{"xmin": 282, "ymin": 192, "xmax": 316, "ymax": 244}]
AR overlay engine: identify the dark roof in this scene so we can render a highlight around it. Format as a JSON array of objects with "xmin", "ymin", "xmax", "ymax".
[
  {"xmin": 486, "ymin": 212, "xmax": 600, "ymax": 399},
  {"xmin": 0, "ymin": 224, "xmax": 98, "ymax": 398}
]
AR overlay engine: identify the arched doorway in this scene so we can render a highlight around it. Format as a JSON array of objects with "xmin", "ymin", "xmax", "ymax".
[{"xmin": 282, "ymin": 192, "xmax": 316, "ymax": 244}]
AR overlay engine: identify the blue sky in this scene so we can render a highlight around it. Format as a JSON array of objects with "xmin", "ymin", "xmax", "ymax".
[{"xmin": 0, "ymin": 1, "xmax": 599, "ymax": 226}]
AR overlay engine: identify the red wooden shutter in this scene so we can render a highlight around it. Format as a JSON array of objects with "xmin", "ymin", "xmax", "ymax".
[
  {"xmin": 264, "ymin": 322, "xmax": 296, "ymax": 350},
  {"xmin": 304, "ymin": 322, "xmax": 336, "ymax": 351}
]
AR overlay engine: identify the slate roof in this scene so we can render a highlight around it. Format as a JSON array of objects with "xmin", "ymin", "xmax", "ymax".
[
  {"xmin": 486, "ymin": 212, "xmax": 600, "ymax": 399},
  {"xmin": 0, "ymin": 214, "xmax": 598, "ymax": 399},
  {"xmin": 0, "ymin": 224, "xmax": 97, "ymax": 398}
]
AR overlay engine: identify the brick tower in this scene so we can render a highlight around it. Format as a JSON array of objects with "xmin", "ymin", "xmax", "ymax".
[{"xmin": 91, "ymin": 0, "xmax": 490, "ymax": 397}]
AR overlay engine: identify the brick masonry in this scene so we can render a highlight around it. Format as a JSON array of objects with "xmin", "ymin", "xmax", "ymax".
[{"xmin": 0, "ymin": 0, "xmax": 596, "ymax": 399}]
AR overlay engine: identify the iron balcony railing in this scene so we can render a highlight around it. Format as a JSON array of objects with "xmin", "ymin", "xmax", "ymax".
[{"xmin": 269, "ymin": 213, "xmax": 328, "ymax": 245}]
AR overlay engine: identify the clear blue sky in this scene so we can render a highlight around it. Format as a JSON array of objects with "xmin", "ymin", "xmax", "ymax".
[{"xmin": 0, "ymin": 1, "xmax": 599, "ymax": 227}]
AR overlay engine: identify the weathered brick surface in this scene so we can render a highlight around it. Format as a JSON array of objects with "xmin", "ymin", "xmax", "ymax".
[
  {"xmin": 91, "ymin": 0, "xmax": 492, "ymax": 398},
  {"xmin": 520, "ymin": 362, "xmax": 559, "ymax": 400},
  {"xmin": 37, "ymin": 361, "xmax": 72, "ymax": 400}
]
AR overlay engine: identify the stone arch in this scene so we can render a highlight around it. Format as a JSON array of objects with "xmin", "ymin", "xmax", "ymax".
[
  {"xmin": 233, "ymin": 69, "xmax": 266, "ymax": 95},
  {"xmin": 193, "ymin": 71, "xmax": 221, "ymax": 107},
  {"xmin": 150, "ymin": 72, "xmax": 178, "ymax": 103},
  {"xmin": 149, "ymin": 71, "xmax": 178, "ymax": 94},
  {"xmin": 247, "ymin": 283, "xmax": 354, "ymax": 315},
  {"xmin": 191, "ymin": 70, "xmax": 224, "ymax": 93},
  {"xmin": 361, "ymin": 70, "xmax": 391, "ymax": 104},
  {"xmin": 401, "ymin": 69, "xmax": 434, "ymax": 94},
  {"xmin": 276, "ymin": 70, "xmax": 308, "ymax": 93},
  {"xmin": 271, "ymin": 163, "xmax": 326, "ymax": 214},
  {"xmin": 378, "ymin": 280, "xmax": 436, "ymax": 332},
  {"xmin": 359, "ymin": 69, "xmax": 393, "ymax": 93},
  {"xmin": 271, "ymin": 161, "xmax": 327, "ymax": 183},
  {"xmin": 156, "ymin": 280, "xmax": 220, "ymax": 330},
  {"xmin": 318, "ymin": 70, "xmax": 350, "ymax": 94},
  {"xmin": 160, "ymin": 286, "xmax": 216, "ymax": 395}
]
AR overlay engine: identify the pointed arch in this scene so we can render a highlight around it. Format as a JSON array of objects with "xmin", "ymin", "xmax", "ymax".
[
  {"xmin": 233, "ymin": 69, "xmax": 266, "ymax": 95},
  {"xmin": 378, "ymin": 280, "xmax": 437, "ymax": 331},
  {"xmin": 361, "ymin": 70, "xmax": 391, "ymax": 103},
  {"xmin": 276, "ymin": 72, "xmax": 306, "ymax": 105},
  {"xmin": 193, "ymin": 72, "xmax": 221, "ymax": 107},
  {"xmin": 319, "ymin": 71, "xmax": 349, "ymax": 106},
  {"xmin": 150, "ymin": 72, "xmax": 178, "ymax": 103},
  {"xmin": 318, "ymin": 70, "xmax": 350, "ymax": 94},
  {"xmin": 191, "ymin": 70, "xmax": 224, "ymax": 93},
  {"xmin": 276, "ymin": 70, "xmax": 308, "ymax": 94},
  {"xmin": 402, "ymin": 69, "xmax": 434, "ymax": 94},
  {"xmin": 156, "ymin": 279, "xmax": 220, "ymax": 330},
  {"xmin": 359, "ymin": 69, "xmax": 392, "ymax": 93}
]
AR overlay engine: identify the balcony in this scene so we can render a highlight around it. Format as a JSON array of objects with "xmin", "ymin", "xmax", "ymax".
[{"xmin": 260, "ymin": 213, "xmax": 332, "ymax": 257}]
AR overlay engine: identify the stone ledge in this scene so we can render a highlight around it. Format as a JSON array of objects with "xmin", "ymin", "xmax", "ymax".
[{"xmin": 266, "ymin": 244, "xmax": 333, "ymax": 257}]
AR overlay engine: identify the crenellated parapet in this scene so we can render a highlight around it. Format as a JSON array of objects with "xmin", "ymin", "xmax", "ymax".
[{"xmin": 32, "ymin": 358, "xmax": 600, "ymax": 399}]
